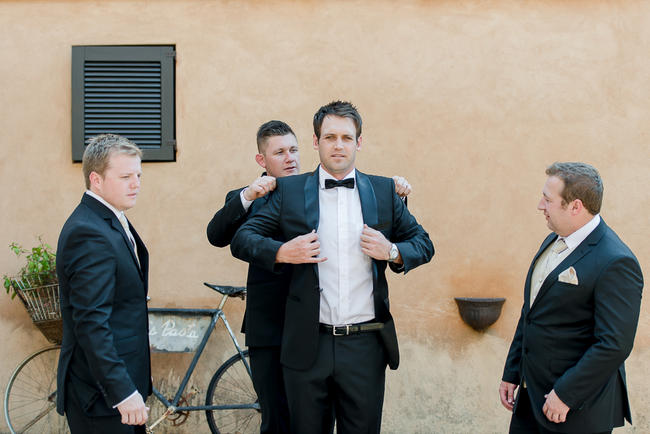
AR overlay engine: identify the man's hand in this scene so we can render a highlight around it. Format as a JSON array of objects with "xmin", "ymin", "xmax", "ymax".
[
  {"xmin": 116, "ymin": 391, "xmax": 149, "ymax": 426},
  {"xmin": 543, "ymin": 389, "xmax": 569, "ymax": 423},
  {"xmin": 243, "ymin": 176, "xmax": 276, "ymax": 201},
  {"xmin": 360, "ymin": 224, "xmax": 402, "ymax": 264},
  {"xmin": 276, "ymin": 230, "xmax": 327, "ymax": 264},
  {"xmin": 499, "ymin": 381, "xmax": 518, "ymax": 411},
  {"xmin": 392, "ymin": 176, "xmax": 412, "ymax": 198}
]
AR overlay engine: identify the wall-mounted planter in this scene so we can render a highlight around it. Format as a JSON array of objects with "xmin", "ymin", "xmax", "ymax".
[{"xmin": 454, "ymin": 297, "xmax": 506, "ymax": 331}]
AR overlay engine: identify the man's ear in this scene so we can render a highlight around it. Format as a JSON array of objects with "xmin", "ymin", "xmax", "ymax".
[
  {"xmin": 255, "ymin": 153, "xmax": 266, "ymax": 169},
  {"xmin": 356, "ymin": 135, "xmax": 362, "ymax": 151},
  {"xmin": 89, "ymin": 171, "xmax": 102, "ymax": 190},
  {"xmin": 313, "ymin": 134, "xmax": 319, "ymax": 150},
  {"xmin": 570, "ymin": 199, "xmax": 584, "ymax": 215}
]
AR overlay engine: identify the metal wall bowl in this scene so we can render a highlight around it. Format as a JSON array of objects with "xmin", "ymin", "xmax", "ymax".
[{"xmin": 454, "ymin": 297, "xmax": 506, "ymax": 331}]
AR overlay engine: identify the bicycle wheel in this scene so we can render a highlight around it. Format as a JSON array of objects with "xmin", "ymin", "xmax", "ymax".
[
  {"xmin": 205, "ymin": 350, "xmax": 261, "ymax": 434},
  {"xmin": 4, "ymin": 345, "xmax": 68, "ymax": 433}
]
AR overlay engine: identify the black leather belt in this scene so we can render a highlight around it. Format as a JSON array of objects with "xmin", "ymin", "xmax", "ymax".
[{"xmin": 319, "ymin": 322, "xmax": 384, "ymax": 336}]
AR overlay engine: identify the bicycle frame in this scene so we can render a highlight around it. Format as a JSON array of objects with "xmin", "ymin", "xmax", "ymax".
[{"xmin": 148, "ymin": 291, "xmax": 254, "ymax": 412}]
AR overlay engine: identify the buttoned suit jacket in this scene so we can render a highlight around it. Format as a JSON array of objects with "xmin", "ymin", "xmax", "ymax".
[
  {"xmin": 56, "ymin": 194, "xmax": 152, "ymax": 417},
  {"xmin": 230, "ymin": 168, "xmax": 434, "ymax": 371},
  {"xmin": 206, "ymin": 183, "xmax": 291, "ymax": 347},
  {"xmin": 502, "ymin": 219, "xmax": 643, "ymax": 432}
]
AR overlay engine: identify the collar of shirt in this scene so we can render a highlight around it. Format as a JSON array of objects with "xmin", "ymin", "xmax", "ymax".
[
  {"xmin": 318, "ymin": 166, "xmax": 356, "ymax": 190},
  {"xmin": 85, "ymin": 190, "xmax": 124, "ymax": 221},
  {"xmin": 562, "ymin": 214, "xmax": 601, "ymax": 251}
]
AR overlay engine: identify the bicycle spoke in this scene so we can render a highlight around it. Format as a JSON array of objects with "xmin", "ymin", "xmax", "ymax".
[
  {"xmin": 205, "ymin": 351, "xmax": 260, "ymax": 434},
  {"xmin": 5, "ymin": 346, "xmax": 68, "ymax": 434}
]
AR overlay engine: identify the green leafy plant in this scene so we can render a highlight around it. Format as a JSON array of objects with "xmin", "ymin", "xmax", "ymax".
[{"xmin": 3, "ymin": 237, "xmax": 57, "ymax": 299}]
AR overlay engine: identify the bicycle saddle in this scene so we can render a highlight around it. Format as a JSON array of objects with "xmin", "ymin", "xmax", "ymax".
[{"xmin": 203, "ymin": 282, "xmax": 246, "ymax": 297}]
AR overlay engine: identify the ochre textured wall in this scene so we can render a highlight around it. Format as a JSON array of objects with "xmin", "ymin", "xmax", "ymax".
[{"xmin": 1, "ymin": 1, "xmax": 649, "ymax": 432}]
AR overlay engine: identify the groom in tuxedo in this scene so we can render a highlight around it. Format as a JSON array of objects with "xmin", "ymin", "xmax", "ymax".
[
  {"xmin": 231, "ymin": 101, "xmax": 434, "ymax": 433},
  {"xmin": 500, "ymin": 162, "xmax": 643, "ymax": 433},
  {"xmin": 207, "ymin": 120, "xmax": 413, "ymax": 433}
]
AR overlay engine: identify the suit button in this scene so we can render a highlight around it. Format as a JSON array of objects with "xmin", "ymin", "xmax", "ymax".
[{"xmin": 526, "ymin": 318, "xmax": 531, "ymax": 325}]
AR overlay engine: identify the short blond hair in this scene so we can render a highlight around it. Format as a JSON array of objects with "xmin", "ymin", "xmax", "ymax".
[{"xmin": 82, "ymin": 134, "xmax": 142, "ymax": 189}]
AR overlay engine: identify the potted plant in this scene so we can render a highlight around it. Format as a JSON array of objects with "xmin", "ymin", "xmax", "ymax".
[{"xmin": 3, "ymin": 238, "xmax": 62, "ymax": 344}]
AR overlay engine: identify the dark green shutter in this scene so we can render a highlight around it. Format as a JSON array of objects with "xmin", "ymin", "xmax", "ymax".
[{"xmin": 71, "ymin": 46, "xmax": 176, "ymax": 162}]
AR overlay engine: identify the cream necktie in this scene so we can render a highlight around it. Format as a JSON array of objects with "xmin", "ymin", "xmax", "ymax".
[
  {"xmin": 552, "ymin": 238, "xmax": 568, "ymax": 255},
  {"xmin": 118, "ymin": 212, "xmax": 140, "ymax": 267}
]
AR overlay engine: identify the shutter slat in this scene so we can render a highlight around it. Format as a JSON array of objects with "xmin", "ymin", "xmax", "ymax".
[{"xmin": 83, "ymin": 59, "xmax": 163, "ymax": 148}]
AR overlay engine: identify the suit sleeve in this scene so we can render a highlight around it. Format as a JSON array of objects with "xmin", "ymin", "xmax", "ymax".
[
  {"xmin": 207, "ymin": 188, "xmax": 248, "ymax": 247},
  {"xmin": 60, "ymin": 223, "xmax": 137, "ymax": 406},
  {"xmin": 389, "ymin": 183, "xmax": 434, "ymax": 273},
  {"xmin": 231, "ymin": 185, "xmax": 284, "ymax": 273},
  {"xmin": 553, "ymin": 255, "xmax": 643, "ymax": 409},
  {"xmin": 502, "ymin": 303, "xmax": 525, "ymax": 384}
]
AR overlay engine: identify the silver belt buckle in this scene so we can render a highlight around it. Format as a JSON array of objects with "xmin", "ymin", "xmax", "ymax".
[{"xmin": 333, "ymin": 324, "xmax": 350, "ymax": 336}]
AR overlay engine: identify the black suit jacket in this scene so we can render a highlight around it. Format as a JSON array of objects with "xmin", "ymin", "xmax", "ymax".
[
  {"xmin": 231, "ymin": 168, "xmax": 434, "ymax": 370},
  {"xmin": 503, "ymin": 219, "xmax": 643, "ymax": 432},
  {"xmin": 206, "ymin": 184, "xmax": 291, "ymax": 347},
  {"xmin": 56, "ymin": 194, "xmax": 152, "ymax": 417}
]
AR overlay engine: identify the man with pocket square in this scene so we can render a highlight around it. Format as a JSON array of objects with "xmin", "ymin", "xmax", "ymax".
[
  {"xmin": 231, "ymin": 101, "xmax": 434, "ymax": 433},
  {"xmin": 499, "ymin": 162, "xmax": 644, "ymax": 433}
]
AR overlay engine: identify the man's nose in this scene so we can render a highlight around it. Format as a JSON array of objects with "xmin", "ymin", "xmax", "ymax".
[{"xmin": 537, "ymin": 199, "xmax": 544, "ymax": 210}]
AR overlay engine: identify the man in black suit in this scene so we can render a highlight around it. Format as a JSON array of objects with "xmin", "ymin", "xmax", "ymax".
[
  {"xmin": 56, "ymin": 134, "xmax": 151, "ymax": 433},
  {"xmin": 207, "ymin": 120, "xmax": 413, "ymax": 433},
  {"xmin": 500, "ymin": 162, "xmax": 644, "ymax": 433},
  {"xmin": 231, "ymin": 101, "xmax": 434, "ymax": 434},
  {"xmin": 207, "ymin": 120, "xmax": 298, "ymax": 434}
]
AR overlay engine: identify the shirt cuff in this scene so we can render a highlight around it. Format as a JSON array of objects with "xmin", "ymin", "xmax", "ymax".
[
  {"xmin": 113, "ymin": 390, "xmax": 138, "ymax": 408},
  {"xmin": 240, "ymin": 189, "xmax": 253, "ymax": 211}
]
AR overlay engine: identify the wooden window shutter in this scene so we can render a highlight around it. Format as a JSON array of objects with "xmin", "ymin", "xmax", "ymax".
[{"xmin": 71, "ymin": 45, "xmax": 176, "ymax": 162}]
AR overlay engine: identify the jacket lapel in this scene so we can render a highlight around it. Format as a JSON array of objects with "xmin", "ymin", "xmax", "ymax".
[
  {"xmin": 304, "ymin": 168, "xmax": 320, "ymax": 231},
  {"xmin": 356, "ymin": 170, "xmax": 378, "ymax": 228},
  {"xmin": 530, "ymin": 220, "xmax": 607, "ymax": 311},
  {"xmin": 525, "ymin": 233, "xmax": 557, "ymax": 311}
]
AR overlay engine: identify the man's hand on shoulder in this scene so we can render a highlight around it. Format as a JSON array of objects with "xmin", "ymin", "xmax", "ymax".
[
  {"xmin": 543, "ymin": 389, "xmax": 569, "ymax": 423},
  {"xmin": 243, "ymin": 176, "xmax": 276, "ymax": 201},
  {"xmin": 499, "ymin": 380, "xmax": 518, "ymax": 411},
  {"xmin": 116, "ymin": 391, "xmax": 149, "ymax": 426},
  {"xmin": 392, "ymin": 176, "xmax": 412, "ymax": 198},
  {"xmin": 276, "ymin": 230, "xmax": 327, "ymax": 264}
]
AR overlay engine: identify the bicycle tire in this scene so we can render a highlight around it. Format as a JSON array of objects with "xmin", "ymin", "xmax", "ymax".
[
  {"xmin": 205, "ymin": 350, "xmax": 261, "ymax": 434},
  {"xmin": 4, "ymin": 345, "xmax": 69, "ymax": 434}
]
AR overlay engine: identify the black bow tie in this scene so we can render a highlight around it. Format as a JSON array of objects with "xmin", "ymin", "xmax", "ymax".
[{"xmin": 325, "ymin": 178, "xmax": 355, "ymax": 189}]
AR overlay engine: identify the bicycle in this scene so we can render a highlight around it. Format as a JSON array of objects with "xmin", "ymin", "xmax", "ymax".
[
  {"xmin": 4, "ymin": 282, "xmax": 260, "ymax": 434},
  {"xmin": 146, "ymin": 283, "xmax": 260, "ymax": 433}
]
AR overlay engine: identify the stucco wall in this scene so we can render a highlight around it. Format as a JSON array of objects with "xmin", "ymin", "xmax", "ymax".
[{"xmin": 1, "ymin": 0, "xmax": 649, "ymax": 432}]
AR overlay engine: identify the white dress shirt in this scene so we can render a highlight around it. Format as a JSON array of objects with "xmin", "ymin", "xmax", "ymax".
[
  {"xmin": 530, "ymin": 214, "xmax": 601, "ymax": 305},
  {"xmin": 317, "ymin": 167, "xmax": 375, "ymax": 326}
]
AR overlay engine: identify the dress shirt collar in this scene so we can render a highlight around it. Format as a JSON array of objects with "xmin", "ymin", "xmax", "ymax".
[
  {"xmin": 85, "ymin": 190, "xmax": 124, "ymax": 221},
  {"xmin": 318, "ymin": 166, "xmax": 356, "ymax": 190},
  {"xmin": 561, "ymin": 214, "xmax": 601, "ymax": 251}
]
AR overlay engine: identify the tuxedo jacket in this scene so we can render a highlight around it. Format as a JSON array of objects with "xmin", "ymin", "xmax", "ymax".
[
  {"xmin": 56, "ymin": 194, "xmax": 151, "ymax": 417},
  {"xmin": 503, "ymin": 219, "xmax": 643, "ymax": 432},
  {"xmin": 206, "ymin": 183, "xmax": 291, "ymax": 347},
  {"xmin": 231, "ymin": 168, "xmax": 434, "ymax": 371}
]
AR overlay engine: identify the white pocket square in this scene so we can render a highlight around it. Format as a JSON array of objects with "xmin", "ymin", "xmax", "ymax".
[{"xmin": 558, "ymin": 266, "xmax": 579, "ymax": 285}]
